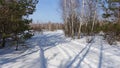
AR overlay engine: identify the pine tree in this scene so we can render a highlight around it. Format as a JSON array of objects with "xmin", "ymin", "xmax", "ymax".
[
  {"xmin": 100, "ymin": 0, "xmax": 120, "ymax": 44},
  {"xmin": 0, "ymin": 0, "xmax": 38, "ymax": 48}
]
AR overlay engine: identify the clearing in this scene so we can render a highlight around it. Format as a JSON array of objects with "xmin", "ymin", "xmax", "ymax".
[{"xmin": 0, "ymin": 30, "xmax": 120, "ymax": 68}]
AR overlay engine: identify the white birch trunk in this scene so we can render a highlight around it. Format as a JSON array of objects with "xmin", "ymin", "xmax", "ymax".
[{"xmin": 78, "ymin": 0, "xmax": 84, "ymax": 39}]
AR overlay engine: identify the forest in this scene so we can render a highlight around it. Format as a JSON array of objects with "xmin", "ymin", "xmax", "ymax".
[
  {"xmin": 60, "ymin": 0, "xmax": 120, "ymax": 44},
  {"xmin": 0, "ymin": 0, "xmax": 120, "ymax": 68}
]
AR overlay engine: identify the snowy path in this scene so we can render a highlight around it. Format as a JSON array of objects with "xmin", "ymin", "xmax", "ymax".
[
  {"xmin": 0, "ymin": 30, "xmax": 120, "ymax": 68},
  {"xmin": 40, "ymin": 31, "xmax": 120, "ymax": 68}
]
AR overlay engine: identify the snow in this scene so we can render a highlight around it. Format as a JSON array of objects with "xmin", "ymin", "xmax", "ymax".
[{"xmin": 0, "ymin": 30, "xmax": 120, "ymax": 68}]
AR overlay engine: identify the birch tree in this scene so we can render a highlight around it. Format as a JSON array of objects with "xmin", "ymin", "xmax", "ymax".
[
  {"xmin": 78, "ymin": 0, "xmax": 85, "ymax": 39},
  {"xmin": 60, "ymin": 0, "xmax": 79, "ymax": 38}
]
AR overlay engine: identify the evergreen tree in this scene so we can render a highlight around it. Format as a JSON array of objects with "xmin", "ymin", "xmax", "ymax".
[
  {"xmin": 0, "ymin": 0, "xmax": 38, "ymax": 48},
  {"xmin": 102, "ymin": 0, "xmax": 120, "ymax": 22},
  {"xmin": 100, "ymin": 0, "xmax": 120, "ymax": 44}
]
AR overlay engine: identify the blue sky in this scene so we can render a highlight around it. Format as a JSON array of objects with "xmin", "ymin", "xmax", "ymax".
[{"xmin": 29, "ymin": 0, "xmax": 62, "ymax": 23}]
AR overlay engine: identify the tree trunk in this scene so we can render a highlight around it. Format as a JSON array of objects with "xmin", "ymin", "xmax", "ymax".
[
  {"xmin": 78, "ymin": 0, "xmax": 84, "ymax": 39},
  {"xmin": 15, "ymin": 40, "xmax": 19, "ymax": 51},
  {"xmin": 91, "ymin": 3, "xmax": 97, "ymax": 33},
  {"xmin": 1, "ymin": 37, "xmax": 6, "ymax": 48},
  {"xmin": 71, "ymin": 15, "xmax": 74, "ymax": 39},
  {"xmin": 78, "ymin": 22, "xmax": 82, "ymax": 39},
  {"xmin": 65, "ymin": 19, "xmax": 68, "ymax": 36}
]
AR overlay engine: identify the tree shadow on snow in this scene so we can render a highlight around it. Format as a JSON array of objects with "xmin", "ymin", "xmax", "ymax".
[
  {"xmin": 27, "ymin": 33, "xmax": 70, "ymax": 68},
  {"xmin": 0, "ymin": 32, "xmax": 70, "ymax": 68},
  {"xmin": 98, "ymin": 37, "xmax": 103, "ymax": 68},
  {"xmin": 59, "ymin": 37, "xmax": 95, "ymax": 68},
  {"xmin": 33, "ymin": 33, "xmax": 70, "ymax": 51},
  {"xmin": 0, "ymin": 48, "xmax": 40, "ymax": 66}
]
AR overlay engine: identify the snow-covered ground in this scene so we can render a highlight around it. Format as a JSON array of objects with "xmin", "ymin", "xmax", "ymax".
[{"xmin": 0, "ymin": 30, "xmax": 120, "ymax": 68}]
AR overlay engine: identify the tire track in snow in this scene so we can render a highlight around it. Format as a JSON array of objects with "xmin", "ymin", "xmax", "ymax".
[
  {"xmin": 57, "ymin": 45, "xmax": 69, "ymax": 58},
  {"xmin": 56, "ymin": 40, "xmax": 91, "ymax": 68},
  {"xmin": 81, "ymin": 36, "xmax": 120, "ymax": 68},
  {"xmin": 57, "ymin": 41, "xmax": 90, "ymax": 68},
  {"xmin": 75, "ymin": 40, "xmax": 95, "ymax": 68},
  {"xmin": 79, "ymin": 36, "xmax": 120, "ymax": 68},
  {"xmin": 67, "ymin": 42, "xmax": 85, "ymax": 53},
  {"xmin": 56, "ymin": 43, "xmax": 81, "ymax": 59},
  {"xmin": 79, "ymin": 36, "xmax": 103, "ymax": 68},
  {"xmin": 60, "ymin": 44, "xmax": 78, "ymax": 57},
  {"xmin": 86, "ymin": 37, "xmax": 120, "ymax": 63},
  {"xmin": 66, "ymin": 38, "xmax": 95, "ymax": 68},
  {"xmin": 98, "ymin": 37, "xmax": 120, "ymax": 68},
  {"xmin": 57, "ymin": 42, "xmax": 84, "ymax": 59},
  {"xmin": 64, "ymin": 44, "xmax": 79, "ymax": 55}
]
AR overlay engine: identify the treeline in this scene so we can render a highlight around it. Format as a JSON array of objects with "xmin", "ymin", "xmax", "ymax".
[
  {"xmin": 0, "ymin": 0, "xmax": 38, "ymax": 49},
  {"xmin": 31, "ymin": 22, "xmax": 64, "ymax": 31},
  {"xmin": 60, "ymin": 0, "xmax": 120, "ymax": 44}
]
